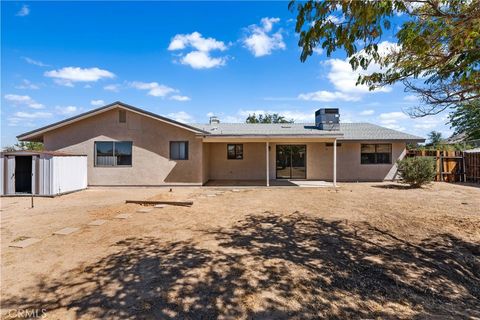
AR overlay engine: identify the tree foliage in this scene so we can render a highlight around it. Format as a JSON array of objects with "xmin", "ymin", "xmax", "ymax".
[
  {"xmin": 449, "ymin": 100, "xmax": 480, "ymax": 140},
  {"xmin": 397, "ymin": 157, "xmax": 436, "ymax": 187},
  {"xmin": 245, "ymin": 113, "xmax": 294, "ymax": 123},
  {"xmin": 289, "ymin": 0, "xmax": 480, "ymax": 116},
  {"xmin": 426, "ymin": 130, "xmax": 443, "ymax": 146},
  {"xmin": 3, "ymin": 141, "xmax": 44, "ymax": 152}
]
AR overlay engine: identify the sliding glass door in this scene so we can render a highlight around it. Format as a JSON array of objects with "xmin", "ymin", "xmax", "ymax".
[{"xmin": 276, "ymin": 145, "xmax": 306, "ymax": 179}]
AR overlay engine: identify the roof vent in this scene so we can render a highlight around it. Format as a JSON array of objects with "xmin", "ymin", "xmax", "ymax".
[
  {"xmin": 315, "ymin": 108, "xmax": 340, "ymax": 130},
  {"xmin": 209, "ymin": 116, "xmax": 220, "ymax": 124}
]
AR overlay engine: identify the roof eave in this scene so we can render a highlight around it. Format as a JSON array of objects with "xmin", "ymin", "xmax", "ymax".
[{"xmin": 17, "ymin": 101, "xmax": 208, "ymax": 141}]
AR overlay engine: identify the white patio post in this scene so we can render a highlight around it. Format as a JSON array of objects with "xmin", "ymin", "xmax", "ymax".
[
  {"xmin": 333, "ymin": 138, "xmax": 337, "ymax": 188},
  {"xmin": 266, "ymin": 141, "xmax": 270, "ymax": 187}
]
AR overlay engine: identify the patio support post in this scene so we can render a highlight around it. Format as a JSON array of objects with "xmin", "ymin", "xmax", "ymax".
[
  {"xmin": 333, "ymin": 138, "xmax": 337, "ymax": 187},
  {"xmin": 266, "ymin": 141, "xmax": 270, "ymax": 187}
]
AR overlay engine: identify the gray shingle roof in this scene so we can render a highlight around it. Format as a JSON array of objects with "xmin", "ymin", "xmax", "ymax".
[{"xmin": 192, "ymin": 122, "xmax": 424, "ymax": 141}]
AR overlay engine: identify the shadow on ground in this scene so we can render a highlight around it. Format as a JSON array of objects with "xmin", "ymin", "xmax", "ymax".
[{"xmin": 2, "ymin": 212, "xmax": 479, "ymax": 319}]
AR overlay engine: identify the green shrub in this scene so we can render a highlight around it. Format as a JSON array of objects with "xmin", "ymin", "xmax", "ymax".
[{"xmin": 397, "ymin": 157, "xmax": 436, "ymax": 188}]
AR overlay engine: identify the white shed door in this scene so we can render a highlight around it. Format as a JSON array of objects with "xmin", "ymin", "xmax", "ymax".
[{"xmin": 7, "ymin": 156, "xmax": 15, "ymax": 195}]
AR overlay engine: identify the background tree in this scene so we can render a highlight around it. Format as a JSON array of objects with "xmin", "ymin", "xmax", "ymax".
[
  {"xmin": 427, "ymin": 131, "xmax": 443, "ymax": 147},
  {"xmin": 245, "ymin": 113, "xmax": 294, "ymax": 124},
  {"xmin": 449, "ymin": 100, "xmax": 480, "ymax": 140},
  {"xmin": 289, "ymin": 0, "xmax": 480, "ymax": 116},
  {"xmin": 3, "ymin": 141, "xmax": 44, "ymax": 152}
]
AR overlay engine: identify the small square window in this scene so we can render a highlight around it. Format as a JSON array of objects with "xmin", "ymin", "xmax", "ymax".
[
  {"xmin": 170, "ymin": 141, "xmax": 189, "ymax": 160},
  {"xmin": 119, "ymin": 110, "xmax": 126, "ymax": 123},
  {"xmin": 227, "ymin": 144, "xmax": 243, "ymax": 159}
]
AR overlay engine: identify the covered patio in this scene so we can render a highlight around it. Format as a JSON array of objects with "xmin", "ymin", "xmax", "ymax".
[
  {"xmin": 202, "ymin": 136, "xmax": 341, "ymax": 187},
  {"xmin": 204, "ymin": 179, "xmax": 334, "ymax": 187}
]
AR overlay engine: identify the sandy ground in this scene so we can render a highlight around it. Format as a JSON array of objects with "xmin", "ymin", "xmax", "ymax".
[{"xmin": 1, "ymin": 182, "xmax": 479, "ymax": 319}]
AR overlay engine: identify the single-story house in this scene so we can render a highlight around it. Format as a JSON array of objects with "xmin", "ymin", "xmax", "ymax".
[{"xmin": 15, "ymin": 101, "xmax": 424, "ymax": 188}]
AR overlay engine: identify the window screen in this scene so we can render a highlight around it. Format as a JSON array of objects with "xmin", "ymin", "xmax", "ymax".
[
  {"xmin": 361, "ymin": 144, "xmax": 392, "ymax": 164},
  {"xmin": 95, "ymin": 141, "xmax": 132, "ymax": 166},
  {"xmin": 170, "ymin": 141, "xmax": 189, "ymax": 160},
  {"xmin": 227, "ymin": 144, "xmax": 243, "ymax": 159}
]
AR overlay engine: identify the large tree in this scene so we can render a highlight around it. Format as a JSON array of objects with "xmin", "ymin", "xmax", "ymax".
[
  {"xmin": 3, "ymin": 141, "xmax": 44, "ymax": 152},
  {"xmin": 289, "ymin": 0, "xmax": 480, "ymax": 116},
  {"xmin": 449, "ymin": 100, "xmax": 480, "ymax": 140},
  {"xmin": 245, "ymin": 113, "xmax": 294, "ymax": 123},
  {"xmin": 427, "ymin": 130, "xmax": 443, "ymax": 146}
]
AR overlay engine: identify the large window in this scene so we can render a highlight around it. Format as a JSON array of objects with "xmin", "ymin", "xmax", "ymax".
[
  {"xmin": 227, "ymin": 144, "xmax": 243, "ymax": 160},
  {"xmin": 361, "ymin": 144, "xmax": 392, "ymax": 164},
  {"xmin": 95, "ymin": 141, "xmax": 132, "ymax": 166},
  {"xmin": 170, "ymin": 141, "xmax": 189, "ymax": 160}
]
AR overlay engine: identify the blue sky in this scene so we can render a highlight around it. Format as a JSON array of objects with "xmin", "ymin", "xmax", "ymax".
[{"xmin": 1, "ymin": 1, "xmax": 452, "ymax": 147}]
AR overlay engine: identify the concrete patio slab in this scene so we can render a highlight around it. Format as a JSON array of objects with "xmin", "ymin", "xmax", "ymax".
[
  {"xmin": 114, "ymin": 213, "xmax": 131, "ymax": 219},
  {"xmin": 53, "ymin": 227, "xmax": 80, "ymax": 235},
  {"xmin": 88, "ymin": 219, "xmax": 107, "ymax": 226},
  {"xmin": 9, "ymin": 238, "xmax": 41, "ymax": 248},
  {"xmin": 290, "ymin": 181, "xmax": 333, "ymax": 188}
]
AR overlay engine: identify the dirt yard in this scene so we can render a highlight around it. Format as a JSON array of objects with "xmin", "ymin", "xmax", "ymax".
[{"xmin": 1, "ymin": 183, "xmax": 479, "ymax": 319}]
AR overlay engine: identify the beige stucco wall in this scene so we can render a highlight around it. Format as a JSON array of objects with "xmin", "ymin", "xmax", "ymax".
[
  {"xmin": 43, "ymin": 107, "xmax": 204, "ymax": 185},
  {"xmin": 306, "ymin": 141, "xmax": 406, "ymax": 181},
  {"xmin": 207, "ymin": 141, "xmax": 406, "ymax": 182},
  {"xmin": 41, "ymin": 107, "xmax": 407, "ymax": 185},
  {"xmin": 207, "ymin": 143, "xmax": 267, "ymax": 180}
]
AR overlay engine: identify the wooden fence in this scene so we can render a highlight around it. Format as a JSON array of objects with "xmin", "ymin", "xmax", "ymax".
[
  {"xmin": 464, "ymin": 152, "xmax": 480, "ymax": 183},
  {"xmin": 406, "ymin": 150, "xmax": 480, "ymax": 183}
]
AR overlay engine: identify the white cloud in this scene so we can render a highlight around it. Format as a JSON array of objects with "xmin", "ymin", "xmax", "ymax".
[
  {"xmin": 167, "ymin": 111, "xmax": 194, "ymax": 123},
  {"xmin": 15, "ymin": 79, "xmax": 40, "ymax": 90},
  {"xmin": 379, "ymin": 112, "xmax": 409, "ymax": 122},
  {"xmin": 326, "ymin": 58, "xmax": 392, "ymax": 95},
  {"xmin": 130, "ymin": 81, "xmax": 177, "ymax": 97},
  {"xmin": 55, "ymin": 106, "xmax": 78, "ymax": 115},
  {"xmin": 16, "ymin": 5, "xmax": 29, "ymax": 16},
  {"xmin": 243, "ymin": 17, "xmax": 285, "ymax": 57},
  {"xmin": 359, "ymin": 109, "xmax": 375, "ymax": 116},
  {"xmin": 412, "ymin": 114, "xmax": 447, "ymax": 130},
  {"xmin": 312, "ymin": 47, "xmax": 324, "ymax": 55},
  {"xmin": 297, "ymin": 41, "xmax": 397, "ymax": 102},
  {"xmin": 403, "ymin": 94, "xmax": 419, "ymax": 102},
  {"xmin": 22, "ymin": 57, "xmax": 49, "ymax": 67},
  {"xmin": 104, "ymin": 84, "xmax": 120, "ymax": 92},
  {"xmin": 383, "ymin": 124, "xmax": 406, "ymax": 131},
  {"xmin": 168, "ymin": 32, "xmax": 227, "ymax": 69},
  {"xmin": 4, "ymin": 94, "xmax": 44, "ymax": 109},
  {"xmin": 168, "ymin": 31, "xmax": 227, "ymax": 52},
  {"xmin": 90, "ymin": 99, "xmax": 105, "ymax": 106},
  {"xmin": 325, "ymin": 15, "xmax": 345, "ymax": 25},
  {"xmin": 45, "ymin": 67, "xmax": 115, "ymax": 86},
  {"xmin": 378, "ymin": 112, "xmax": 409, "ymax": 130},
  {"xmin": 298, "ymin": 90, "xmax": 359, "ymax": 102},
  {"xmin": 170, "ymin": 95, "xmax": 191, "ymax": 102},
  {"xmin": 180, "ymin": 51, "xmax": 226, "ymax": 69},
  {"xmin": 13, "ymin": 111, "xmax": 52, "ymax": 119}
]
